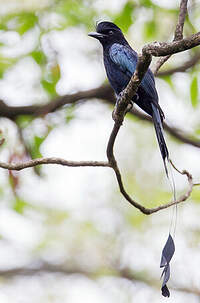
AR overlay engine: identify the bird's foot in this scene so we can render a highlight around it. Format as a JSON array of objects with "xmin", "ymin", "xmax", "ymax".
[
  {"xmin": 132, "ymin": 93, "xmax": 139, "ymax": 102},
  {"xmin": 125, "ymin": 101, "xmax": 134, "ymax": 114},
  {"xmin": 124, "ymin": 93, "xmax": 138, "ymax": 114},
  {"xmin": 116, "ymin": 91, "xmax": 123, "ymax": 105},
  {"xmin": 112, "ymin": 92, "xmax": 137, "ymax": 123}
]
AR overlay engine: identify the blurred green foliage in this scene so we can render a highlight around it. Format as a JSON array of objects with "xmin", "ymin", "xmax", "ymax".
[
  {"xmin": 13, "ymin": 197, "xmax": 30, "ymax": 214},
  {"xmin": 190, "ymin": 75, "xmax": 199, "ymax": 108},
  {"xmin": 113, "ymin": 2, "xmax": 135, "ymax": 33}
]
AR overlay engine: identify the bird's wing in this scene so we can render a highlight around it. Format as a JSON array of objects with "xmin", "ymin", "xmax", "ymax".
[
  {"xmin": 141, "ymin": 68, "xmax": 158, "ymax": 100},
  {"xmin": 109, "ymin": 43, "xmax": 137, "ymax": 78},
  {"xmin": 110, "ymin": 43, "xmax": 158, "ymax": 100}
]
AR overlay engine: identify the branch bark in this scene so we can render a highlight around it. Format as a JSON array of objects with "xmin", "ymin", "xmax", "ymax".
[
  {"xmin": 143, "ymin": 31, "xmax": 200, "ymax": 58},
  {"xmin": 0, "ymin": 158, "xmax": 110, "ymax": 170},
  {"xmin": 153, "ymin": 0, "xmax": 189, "ymax": 74}
]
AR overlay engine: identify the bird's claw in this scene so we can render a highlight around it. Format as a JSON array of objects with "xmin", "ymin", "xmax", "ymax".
[
  {"xmin": 125, "ymin": 101, "xmax": 134, "ymax": 114},
  {"xmin": 116, "ymin": 91, "xmax": 124, "ymax": 105},
  {"xmin": 132, "ymin": 93, "xmax": 139, "ymax": 102}
]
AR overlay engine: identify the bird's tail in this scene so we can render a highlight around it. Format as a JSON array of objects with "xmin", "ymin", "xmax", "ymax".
[{"xmin": 151, "ymin": 103, "xmax": 169, "ymax": 176}]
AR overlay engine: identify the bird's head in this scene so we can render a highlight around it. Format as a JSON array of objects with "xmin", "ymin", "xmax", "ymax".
[{"xmin": 88, "ymin": 21, "xmax": 126, "ymax": 47}]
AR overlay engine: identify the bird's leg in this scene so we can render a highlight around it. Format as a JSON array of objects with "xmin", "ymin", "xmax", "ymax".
[
  {"xmin": 124, "ymin": 93, "xmax": 138, "ymax": 114},
  {"xmin": 112, "ymin": 92, "xmax": 124, "ymax": 123},
  {"xmin": 115, "ymin": 91, "xmax": 123, "ymax": 105},
  {"xmin": 125, "ymin": 102, "xmax": 133, "ymax": 114},
  {"xmin": 112, "ymin": 93, "xmax": 139, "ymax": 122}
]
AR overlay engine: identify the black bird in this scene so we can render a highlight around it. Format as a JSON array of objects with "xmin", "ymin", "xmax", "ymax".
[{"xmin": 88, "ymin": 21, "xmax": 169, "ymax": 174}]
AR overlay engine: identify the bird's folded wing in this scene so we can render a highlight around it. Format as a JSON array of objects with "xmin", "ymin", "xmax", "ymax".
[
  {"xmin": 110, "ymin": 43, "xmax": 158, "ymax": 101},
  {"xmin": 109, "ymin": 43, "xmax": 137, "ymax": 77}
]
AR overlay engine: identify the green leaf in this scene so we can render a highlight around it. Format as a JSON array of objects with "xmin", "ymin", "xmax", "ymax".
[
  {"xmin": 16, "ymin": 13, "xmax": 38, "ymax": 35},
  {"xmin": 31, "ymin": 50, "xmax": 46, "ymax": 65},
  {"xmin": 190, "ymin": 75, "xmax": 199, "ymax": 107},
  {"xmin": 16, "ymin": 115, "xmax": 34, "ymax": 128},
  {"xmin": 30, "ymin": 136, "xmax": 44, "ymax": 159},
  {"xmin": 114, "ymin": 2, "xmax": 134, "ymax": 33},
  {"xmin": 41, "ymin": 63, "xmax": 60, "ymax": 97},
  {"xmin": 29, "ymin": 135, "xmax": 46, "ymax": 175},
  {"xmin": 13, "ymin": 197, "xmax": 29, "ymax": 214},
  {"xmin": 41, "ymin": 79, "xmax": 57, "ymax": 97}
]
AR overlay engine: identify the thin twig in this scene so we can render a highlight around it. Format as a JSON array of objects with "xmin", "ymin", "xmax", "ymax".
[
  {"xmin": 157, "ymin": 52, "xmax": 200, "ymax": 76},
  {"xmin": 174, "ymin": 0, "xmax": 188, "ymax": 40},
  {"xmin": 0, "ymin": 158, "xmax": 110, "ymax": 171},
  {"xmin": 130, "ymin": 107, "xmax": 200, "ymax": 148},
  {"xmin": 153, "ymin": 0, "xmax": 188, "ymax": 75}
]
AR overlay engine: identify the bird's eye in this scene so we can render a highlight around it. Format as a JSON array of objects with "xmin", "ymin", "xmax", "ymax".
[{"xmin": 108, "ymin": 30, "xmax": 114, "ymax": 35}]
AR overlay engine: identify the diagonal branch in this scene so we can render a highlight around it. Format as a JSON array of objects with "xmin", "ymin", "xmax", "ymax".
[
  {"xmin": 157, "ymin": 52, "xmax": 200, "ymax": 76},
  {"xmin": 130, "ymin": 107, "xmax": 200, "ymax": 148},
  {"xmin": 153, "ymin": 0, "xmax": 188, "ymax": 75},
  {"xmin": 0, "ymin": 85, "xmax": 114, "ymax": 119}
]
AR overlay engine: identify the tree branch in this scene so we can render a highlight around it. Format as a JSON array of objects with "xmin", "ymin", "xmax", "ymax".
[
  {"xmin": 130, "ymin": 107, "xmax": 200, "ymax": 148},
  {"xmin": 0, "ymin": 158, "xmax": 110, "ymax": 170},
  {"xmin": 0, "ymin": 157, "xmax": 194, "ymax": 215},
  {"xmin": 157, "ymin": 52, "xmax": 200, "ymax": 76},
  {"xmin": 143, "ymin": 31, "xmax": 200, "ymax": 58},
  {"xmin": 0, "ymin": 85, "xmax": 114, "ymax": 119},
  {"xmin": 1, "ymin": 262, "xmax": 200, "ymax": 296},
  {"xmin": 174, "ymin": 0, "xmax": 188, "ymax": 40},
  {"xmin": 0, "ymin": 84, "xmax": 199, "ymax": 150},
  {"xmin": 153, "ymin": 0, "xmax": 188, "ymax": 75}
]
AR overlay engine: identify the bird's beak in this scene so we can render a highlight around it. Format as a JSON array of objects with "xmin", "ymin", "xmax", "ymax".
[{"xmin": 88, "ymin": 32, "xmax": 105, "ymax": 39}]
